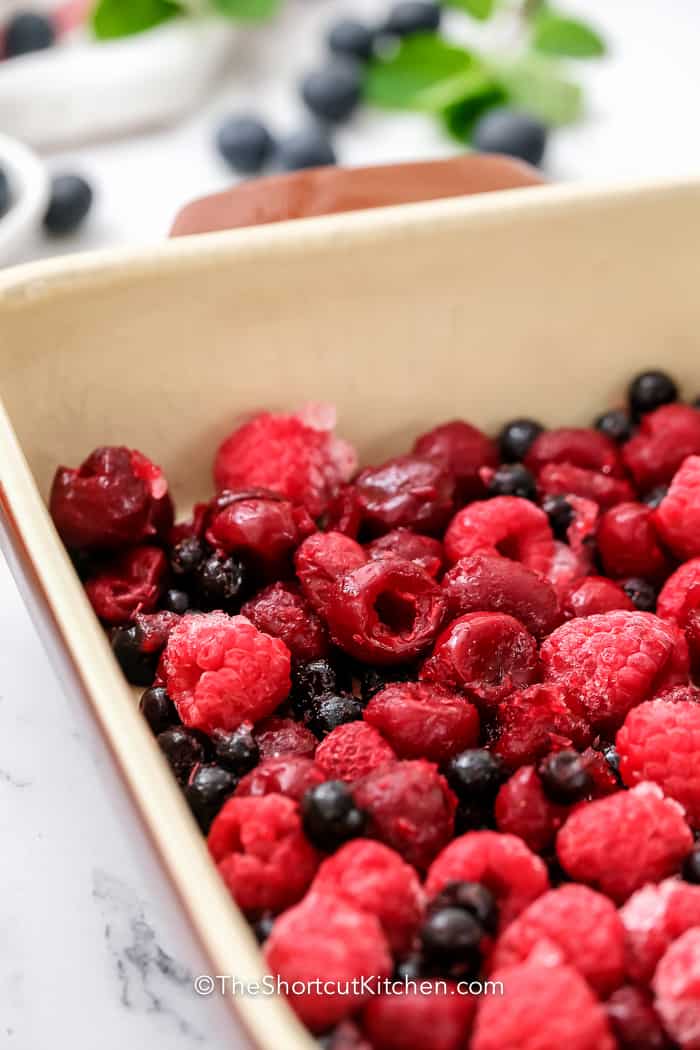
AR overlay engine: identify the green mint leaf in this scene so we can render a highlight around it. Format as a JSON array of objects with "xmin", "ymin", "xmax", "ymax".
[
  {"xmin": 211, "ymin": 0, "xmax": 280, "ymax": 20},
  {"xmin": 492, "ymin": 53, "xmax": 583, "ymax": 125},
  {"xmin": 444, "ymin": 0, "xmax": 496, "ymax": 20},
  {"xmin": 91, "ymin": 0, "xmax": 181, "ymax": 39},
  {"xmin": 532, "ymin": 11, "xmax": 606, "ymax": 58},
  {"xmin": 364, "ymin": 35, "xmax": 479, "ymax": 110},
  {"xmin": 439, "ymin": 73, "xmax": 508, "ymax": 142}
]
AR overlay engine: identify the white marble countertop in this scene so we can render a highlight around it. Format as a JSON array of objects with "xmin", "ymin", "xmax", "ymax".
[{"xmin": 2, "ymin": 1, "xmax": 700, "ymax": 1048}]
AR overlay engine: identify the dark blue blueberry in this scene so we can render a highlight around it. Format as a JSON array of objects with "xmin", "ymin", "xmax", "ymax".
[
  {"xmin": 302, "ymin": 780, "xmax": 367, "ymax": 850},
  {"xmin": 622, "ymin": 577, "xmax": 657, "ymax": 612},
  {"xmin": 252, "ymin": 914, "xmax": 275, "ymax": 943},
  {"xmin": 185, "ymin": 764, "xmax": 236, "ymax": 832},
  {"xmin": 158, "ymin": 726, "xmax": 205, "ymax": 785},
  {"xmin": 301, "ymin": 64, "xmax": 362, "ymax": 123},
  {"xmin": 429, "ymin": 881, "xmax": 498, "ymax": 935},
  {"xmin": 5, "ymin": 12, "xmax": 55, "ymax": 58},
  {"xmin": 277, "ymin": 128, "xmax": 337, "ymax": 171},
  {"xmin": 446, "ymin": 749, "xmax": 504, "ymax": 804},
  {"xmin": 498, "ymin": 418, "xmax": 543, "ymax": 461},
  {"xmin": 139, "ymin": 686, "xmax": 178, "ymax": 735},
  {"xmin": 682, "ymin": 847, "xmax": 700, "ymax": 884},
  {"xmin": 595, "ymin": 409, "xmax": 632, "ymax": 443},
  {"xmin": 0, "ymin": 168, "xmax": 9, "ymax": 218},
  {"xmin": 194, "ymin": 553, "xmax": 246, "ymax": 611},
  {"xmin": 542, "ymin": 495, "xmax": 574, "ymax": 541},
  {"xmin": 420, "ymin": 906, "xmax": 482, "ymax": 968},
  {"xmin": 110, "ymin": 624, "xmax": 157, "ymax": 686},
  {"xmin": 643, "ymin": 486, "xmax": 668, "ymax": 509},
  {"xmin": 212, "ymin": 725, "xmax": 259, "ymax": 776},
  {"xmin": 383, "ymin": 0, "xmax": 441, "ymax": 37},
  {"xmin": 162, "ymin": 588, "xmax": 190, "ymax": 614},
  {"xmin": 486, "ymin": 463, "xmax": 537, "ymax": 501},
  {"xmin": 628, "ymin": 370, "xmax": 678, "ymax": 418},
  {"xmin": 43, "ymin": 174, "xmax": 93, "ymax": 235},
  {"xmin": 309, "ymin": 693, "xmax": 363, "ymax": 737},
  {"xmin": 216, "ymin": 116, "xmax": 274, "ymax": 175},
  {"xmin": 538, "ymin": 750, "xmax": 592, "ymax": 804},
  {"xmin": 472, "ymin": 109, "xmax": 548, "ymax": 167},
  {"xmin": 171, "ymin": 536, "xmax": 205, "ymax": 576},
  {"xmin": 327, "ymin": 19, "xmax": 375, "ymax": 62}
]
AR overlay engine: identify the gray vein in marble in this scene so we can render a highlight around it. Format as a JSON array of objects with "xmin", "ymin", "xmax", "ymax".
[{"xmin": 0, "ymin": 768, "xmax": 31, "ymax": 788}]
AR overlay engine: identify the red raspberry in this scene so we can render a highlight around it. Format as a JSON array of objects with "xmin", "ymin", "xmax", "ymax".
[
  {"xmin": 315, "ymin": 722, "xmax": 396, "ymax": 782},
  {"xmin": 605, "ymin": 986, "xmax": 670, "ymax": 1050},
  {"xmin": 494, "ymin": 766, "xmax": 568, "ymax": 852},
  {"xmin": 653, "ymin": 928, "xmax": 700, "ymax": 1050},
  {"xmin": 85, "ymin": 546, "xmax": 167, "ymax": 624},
  {"xmin": 325, "ymin": 1021, "xmax": 373, "ymax": 1050},
  {"xmin": 491, "ymin": 884, "xmax": 625, "ymax": 995},
  {"xmin": 541, "ymin": 610, "xmax": 689, "ymax": 731},
  {"xmin": 50, "ymin": 445, "xmax": 173, "ymax": 551},
  {"xmin": 493, "ymin": 683, "xmax": 591, "ymax": 769},
  {"xmin": 471, "ymin": 958, "xmax": 615, "ymax": 1050},
  {"xmin": 325, "ymin": 559, "xmax": 446, "ymax": 666},
  {"xmin": 444, "ymin": 496, "xmax": 554, "ymax": 576},
  {"xmin": 241, "ymin": 582, "xmax": 328, "ymax": 665},
  {"xmin": 205, "ymin": 489, "xmax": 314, "ymax": 578},
  {"xmin": 264, "ymin": 893, "xmax": 392, "ymax": 1032},
  {"xmin": 311, "ymin": 839, "xmax": 425, "ymax": 953},
  {"xmin": 364, "ymin": 681, "xmax": 480, "ymax": 763},
  {"xmin": 598, "ymin": 502, "xmax": 668, "ymax": 579},
  {"xmin": 564, "ymin": 495, "xmax": 599, "ymax": 552},
  {"xmin": 213, "ymin": 405, "xmax": 357, "ymax": 518},
  {"xmin": 235, "ymin": 756, "xmax": 325, "ymax": 801},
  {"xmin": 581, "ymin": 747, "xmax": 620, "ymax": 797},
  {"xmin": 537, "ymin": 462, "xmax": 635, "ymax": 508},
  {"xmin": 442, "ymin": 551, "xmax": 561, "ymax": 640},
  {"xmin": 421, "ymin": 612, "xmax": 539, "ymax": 709},
  {"xmin": 425, "ymin": 831, "xmax": 549, "ymax": 927},
  {"xmin": 362, "ymin": 979, "xmax": 477, "ymax": 1050},
  {"xmin": 563, "ymin": 575, "xmax": 635, "ymax": 618},
  {"xmin": 525, "ymin": 427, "xmax": 623, "ymax": 477},
  {"xmin": 366, "ymin": 528, "xmax": 444, "ymax": 578},
  {"xmin": 412, "ymin": 418, "xmax": 499, "ymax": 503},
  {"xmin": 352, "ymin": 455, "xmax": 456, "ymax": 537},
  {"xmin": 620, "ymin": 878, "xmax": 700, "ymax": 984},
  {"xmin": 658, "ymin": 559, "xmax": 700, "ymax": 673},
  {"xmin": 254, "ymin": 717, "xmax": 317, "ymax": 760},
  {"xmin": 161, "ymin": 612, "xmax": 291, "ymax": 733},
  {"xmin": 623, "ymin": 403, "xmax": 700, "ymax": 491},
  {"xmin": 295, "ymin": 531, "xmax": 367, "ymax": 615},
  {"xmin": 207, "ymin": 793, "xmax": 320, "ymax": 915},
  {"xmin": 543, "ymin": 540, "xmax": 593, "ymax": 601},
  {"xmin": 556, "ymin": 782, "xmax": 693, "ymax": 902},
  {"xmin": 354, "ymin": 760, "xmax": 456, "ymax": 870},
  {"xmin": 655, "ymin": 455, "xmax": 700, "ymax": 559},
  {"xmin": 133, "ymin": 609, "xmax": 181, "ymax": 653}
]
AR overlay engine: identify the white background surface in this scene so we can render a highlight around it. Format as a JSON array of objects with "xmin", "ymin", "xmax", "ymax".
[{"xmin": 2, "ymin": 1, "xmax": 700, "ymax": 1047}]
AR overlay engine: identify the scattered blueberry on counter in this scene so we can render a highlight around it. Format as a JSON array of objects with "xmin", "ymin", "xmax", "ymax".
[
  {"xmin": 216, "ymin": 115, "xmax": 275, "ymax": 175},
  {"xmin": 471, "ymin": 108, "xmax": 548, "ymax": 168},
  {"xmin": 0, "ymin": 167, "xmax": 9, "ymax": 219},
  {"xmin": 43, "ymin": 174, "xmax": 94, "ymax": 236},
  {"xmin": 3, "ymin": 10, "xmax": 55, "ymax": 59},
  {"xmin": 382, "ymin": 0, "xmax": 442, "ymax": 38},
  {"xmin": 301, "ymin": 63, "xmax": 363, "ymax": 124},
  {"xmin": 327, "ymin": 19, "xmax": 375, "ymax": 63},
  {"xmin": 277, "ymin": 128, "xmax": 337, "ymax": 172}
]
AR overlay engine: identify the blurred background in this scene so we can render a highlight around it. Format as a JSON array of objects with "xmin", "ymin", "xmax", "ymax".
[{"xmin": 1, "ymin": 0, "xmax": 699, "ymax": 264}]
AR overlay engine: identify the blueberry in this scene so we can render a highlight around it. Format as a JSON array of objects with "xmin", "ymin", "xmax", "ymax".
[
  {"xmin": 309, "ymin": 693, "xmax": 363, "ymax": 737},
  {"xmin": 643, "ymin": 486, "xmax": 668, "ymax": 509},
  {"xmin": 292, "ymin": 658, "xmax": 341, "ymax": 715},
  {"xmin": 212, "ymin": 725, "xmax": 259, "ymax": 776},
  {"xmin": 420, "ymin": 907, "xmax": 482, "ymax": 968},
  {"xmin": 628, "ymin": 370, "xmax": 678, "ymax": 418},
  {"xmin": 542, "ymin": 495, "xmax": 574, "ymax": 541},
  {"xmin": 394, "ymin": 953, "xmax": 424, "ymax": 980},
  {"xmin": 43, "ymin": 174, "xmax": 93, "ymax": 236},
  {"xmin": 682, "ymin": 847, "xmax": 700, "ymax": 884},
  {"xmin": 327, "ymin": 19, "xmax": 375, "ymax": 62},
  {"xmin": 110, "ymin": 625, "xmax": 158, "ymax": 686},
  {"xmin": 301, "ymin": 64, "xmax": 362, "ymax": 124},
  {"xmin": 139, "ymin": 686, "xmax": 178, "ymax": 735},
  {"xmin": 622, "ymin": 577, "xmax": 657, "ymax": 612},
  {"xmin": 301, "ymin": 780, "xmax": 367, "ymax": 850},
  {"xmin": 429, "ymin": 881, "xmax": 498, "ymax": 935},
  {"xmin": 162, "ymin": 588, "xmax": 190, "ymax": 614},
  {"xmin": 158, "ymin": 726, "xmax": 205, "ymax": 784},
  {"xmin": 194, "ymin": 553, "xmax": 246, "ymax": 611},
  {"xmin": 595, "ymin": 409, "xmax": 632, "ymax": 444},
  {"xmin": 358, "ymin": 665, "xmax": 408, "ymax": 702},
  {"xmin": 252, "ymin": 914, "xmax": 275, "ymax": 943},
  {"xmin": 538, "ymin": 750, "xmax": 592, "ymax": 804},
  {"xmin": 472, "ymin": 109, "xmax": 548, "ymax": 167},
  {"xmin": 0, "ymin": 168, "xmax": 9, "ymax": 219},
  {"xmin": 171, "ymin": 536, "xmax": 205, "ymax": 576},
  {"xmin": 185, "ymin": 764, "xmax": 236, "ymax": 832},
  {"xmin": 383, "ymin": 0, "xmax": 441, "ymax": 37},
  {"xmin": 498, "ymin": 418, "xmax": 543, "ymax": 461},
  {"xmin": 216, "ymin": 116, "xmax": 275, "ymax": 175},
  {"xmin": 486, "ymin": 463, "xmax": 537, "ymax": 501},
  {"xmin": 4, "ymin": 12, "xmax": 55, "ymax": 58},
  {"xmin": 277, "ymin": 129, "xmax": 337, "ymax": 172},
  {"xmin": 446, "ymin": 750, "xmax": 504, "ymax": 804},
  {"xmin": 601, "ymin": 744, "xmax": 622, "ymax": 782}
]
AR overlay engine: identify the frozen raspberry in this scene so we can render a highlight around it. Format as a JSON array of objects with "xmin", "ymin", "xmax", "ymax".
[
  {"xmin": 362, "ymin": 979, "xmax": 477, "ymax": 1050},
  {"xmin": 442, "ymin": 551, "xmax": 560, "ymax": 640},
  {"xmin": 537, "ymin": 462, "xmax": 635, "ymax": 508},
  {"xmin": 366, "ymin": 529, "xmax": 444, "ymax": 578},
  {"xmin": 426, "ymin": 831, "xmax": 549, "ymax": 927},
  {"xmin": 324, "ymin": 1021, "xmax": 373, "ymax": 1050},
  {"xmin": 213, "ymin": 405, "xmax": 357, "ymax": 518},
  {"xmin": 472, "ymin": 958, "xmax": 615, "ymax": 1050},
  {"xmin": 311, "ymin": 839, "xmax": 425, "ymax": 953},
  {"xmin": 353, "ymin": 455, "xmax": 456, "ymax": 537},
  {"xmin": 354, "ymin": 760, "xmax": 456, "ymax": 870},
  {"xmin": 364, "ymin": 682, "xmax": 480, "ymax": 763},
  {"xmin": 444, "ymin": 496, "xmax": 554, "ymax": 576},
  {"xmin": 241, "ymin": 582, "xmax": 328, "ymax": 665},
  {"xmin": 581, "ymin": 746, "xmax": 621, "ymax": 797},
  {"xmin": 556, "ymin": 782, "xmax": 693, "ymax": 902},
  {"xmin": 264, "ymin": 893, "xmax": 392, "ymax": 1032},
  {"xmin": 562, "ymin": 494, "xmax": 599, "ymax": 551},
  {"xmin": 413, "ymin": 419, "xmax": 499, "ymax": 503},
  {"xmin": 541, "ymin": 610, "xmax": 689, "ymax": 731},
  {"xmin": 295, "ymin": 531, "xmax": 367, "ymax": 615},
  {"xmin": 655, "ymin": 455, "xmax": 700, "ymax": 559},
  {"xmin": 494, "ymin": 766, "xmax": 568, "ymax": 853},
  {"xmin": 563, "ymin": 575, "xmax": 635, "ymax": 618},
  {"xmin": 598, "ymin": 502, "xmax": 668, "ymax": 579},
  {"xmin": 658, "ymin": 559, "xmax": 700, "ymax": 672},
  {"xmin": 623, "ymin": 403, "xmax": 700, "ymax": 491},
  {"xmin": 543, "ymin": 540, "xmax": 593, "ymax": 601},
  {"xmin": 421, "ymin": 612, "xmax": 539, "ymax": 708},
  {"xmin": 491, "ymin": 884, "xmax": 625, "ymax": 995},
  {"xmin": 205, "ymin": 489, "xmax": 314, "ymax": 578},
  {"xmin": 85, "ymin": 546, "xmax": 167, "ymax": 624},
  {"xmin": 315, "ymin": 722, "xmax": 396, "ymax": 782},
  {"xmin": 207, "ymin": 793, "xmax": 320, "ymax": 915},
  {"xmin": 653, "ymin": 927, "xmax": 700, "ymax": 1050},
  {"xmin": 235, "ymin": 755, "xmax": 325, "ymax": 801},
  {"xmin": 617, "ymin": 698, "xmax": 700, "ymax": 826},
  {"xmin": 620, "ymin": 878, "xmax": 700, "ymax": 984},
  {"xmin": 50, "ymin": 445, "xmax": 173, "ymax": 551},
  {"xmin": 493, "ymin": 682, "xmax": 591, "ymax": 769},
  {"xmin": 161, "ymin": 612, "xmax": 291, "ymax": 734},
  {"xmin": 325, "ymin": 559, "xmax": 446, "ymax": 666},
  {"xmin": 133, "ymin": 609, "xmax": 180, "ymax": 652},
  {"xmin": 605, "ymin": 986, "xmax": 670, "ymax": 1050},
  {"xmin": 254, "ymin": 717, "xmax": 317, "ymax": 759},
  {"xmin": 525, "ymin": 427, "xmax": 623, "ymax": 477}
]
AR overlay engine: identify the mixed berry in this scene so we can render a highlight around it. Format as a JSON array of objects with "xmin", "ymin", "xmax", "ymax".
[{"xmin": 51, "ymin": 372, "xmax": 700, "ymax": 1049}]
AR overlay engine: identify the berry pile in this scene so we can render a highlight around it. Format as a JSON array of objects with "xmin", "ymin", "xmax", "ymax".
[{"xmin": 53, "ymin": 373, "xmax": 700, "ymax": 1048}]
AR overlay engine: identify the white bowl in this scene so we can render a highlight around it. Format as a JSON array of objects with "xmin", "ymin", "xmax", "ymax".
[{"xmin": 0, "ymin": 135, "xmax": 49, "ymax": 267}]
